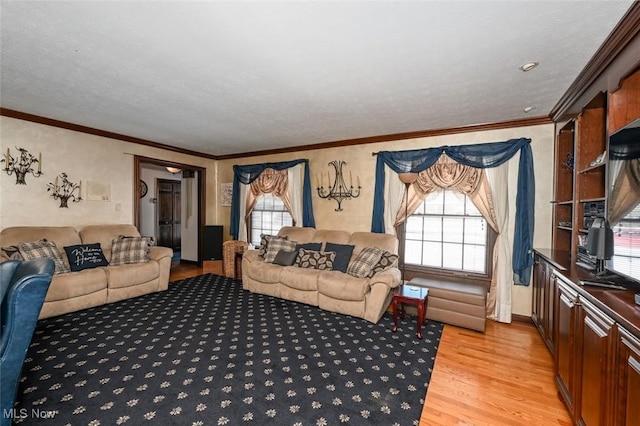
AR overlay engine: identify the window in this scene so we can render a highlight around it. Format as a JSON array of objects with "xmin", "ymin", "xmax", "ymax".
[
  {"xmin": 403, "ymin": 190, "xmax": 491, "ymax": 276},
  {"xmin": 249, "ymin": 193, "xmax": 293, "ymax": 246}
]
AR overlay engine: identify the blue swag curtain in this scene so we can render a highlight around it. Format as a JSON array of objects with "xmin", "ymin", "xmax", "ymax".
[
  {"xmin": 371, "ymin": 138, "xmax": 535, "ymax": 285},
  {"xmin": 230, "ymin": 159, "xmax": 315, "ymax": 239}
]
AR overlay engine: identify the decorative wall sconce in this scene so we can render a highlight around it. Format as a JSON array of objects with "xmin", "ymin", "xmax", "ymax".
[
  {"xmin": 317, "ymin": 160, "xmax": 361, "ymax": 211},
  {"xmin": 1, "ymin": 147, "xmax": 43, "ymax": 185},
  {"xmin": 47, "ymin": 173, "xmax": 82, "ymax": 208}
]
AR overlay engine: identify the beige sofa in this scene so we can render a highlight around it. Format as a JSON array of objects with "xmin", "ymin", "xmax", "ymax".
[
  {"xmin": 242, "ymin": 226, "xmax": 401, "ymax": 323},
  {"xmin": 0, "ymin": 224, "xmax": 173, "ymax": 319}
]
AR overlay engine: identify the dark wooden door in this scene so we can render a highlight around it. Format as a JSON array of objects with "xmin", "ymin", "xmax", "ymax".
[
  {"xmin": 157, "ymin": 179, "xmax": 181, "ymax": 251},
  {"xmin": 616, "ymin": 328, "xmax": 640, "ymax": 426}
]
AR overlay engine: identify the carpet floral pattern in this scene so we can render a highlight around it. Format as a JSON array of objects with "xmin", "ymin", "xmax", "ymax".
[{"xmin": 15, "ymin": 274, "xmax": 443, "ymax": 425}]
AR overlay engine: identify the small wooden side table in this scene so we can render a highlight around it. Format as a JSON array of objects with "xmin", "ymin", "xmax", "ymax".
[{"xmin": 392, "ymin": 284, "xmax": 429, "ymax": 339}]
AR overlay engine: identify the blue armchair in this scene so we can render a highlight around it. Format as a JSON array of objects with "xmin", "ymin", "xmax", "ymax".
[{"xmin": 0, "ymin": 258, "xmax": 54, "ymax": 426}]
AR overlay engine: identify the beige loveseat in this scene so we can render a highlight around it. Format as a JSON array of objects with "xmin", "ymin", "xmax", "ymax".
[
  {"xmin": 242, "ymin": 226, "xmax": 401, "ymax": 323},
  {"xmin": 0, "ymin": 224, "xmax": 173, "ymax": 319}
]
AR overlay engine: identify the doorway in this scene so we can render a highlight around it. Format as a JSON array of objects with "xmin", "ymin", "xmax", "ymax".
[{"xmin": 134, "ymin": 156, "xmax": 206, "ymax": 266}]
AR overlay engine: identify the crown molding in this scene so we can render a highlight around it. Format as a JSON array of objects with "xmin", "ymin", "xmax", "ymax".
[
  {"xmin": 0, "ymin": 108, "xmax": 218, "ymax": 160},
  {"xmin": 216, "ymin": 116, "xmax": 552, "ymax": 160}
]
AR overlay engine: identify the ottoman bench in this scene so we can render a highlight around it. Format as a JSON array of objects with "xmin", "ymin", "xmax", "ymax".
[{"xmin": 408, "ymin": 277, "xmax": 487, "ymax": 332}]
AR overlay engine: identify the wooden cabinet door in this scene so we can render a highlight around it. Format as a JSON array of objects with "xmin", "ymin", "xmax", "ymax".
[
  {"xmin": 616, "ymin": 328, "xmax": 640, "ymax": 426},
  {"xmin": 576, "ymin": 297, "xmax": 615, "ymax": 426},
  {"xmin": 544, "ymin": 265, "xmax": 556, "ymax": 354},
  {"xmin": 532, "ymin": 256, "xmax": 555, "ymax": 354},
  {"xmin": 532, "ymin": 255, "xmax": 544, "ymax": 335},
  {"xmin": 555, "ymin": 277, "xmax": 579, "ymax": 418}
]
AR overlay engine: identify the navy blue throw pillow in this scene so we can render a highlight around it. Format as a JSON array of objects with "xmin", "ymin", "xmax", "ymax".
[
  {"xmin": 295, "ymin": 242, "xmax": 322, "ymax": 252},
  {"xmin": 324, "ymin": 242, "xmax": 355, "ymax": 273},
  {"xmin": 64, "ymin": 243, "xmax": 109, "ymax": 272}
]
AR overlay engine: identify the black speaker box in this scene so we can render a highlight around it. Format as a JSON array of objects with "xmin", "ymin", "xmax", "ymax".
[{"xmin": 203, "ymin": 225, "xmax": 223, "ymax": 260}]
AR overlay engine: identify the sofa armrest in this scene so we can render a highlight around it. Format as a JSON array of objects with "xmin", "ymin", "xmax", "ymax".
[
  {"xmin": 242, "ymin": 249, "xmax": 262, "ymax": 264},
  {"xmin": 369, "ymin": 267, "xmax": 402, "ymax": 289},
  {"xmin": 148, "ymin": 246, "xmax": 173, "ymax": 262}
]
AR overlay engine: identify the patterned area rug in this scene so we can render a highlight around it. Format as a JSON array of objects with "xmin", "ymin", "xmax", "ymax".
[{"xmin": 15, "ymin": 274, "xmax": 443, "ymax": 425}]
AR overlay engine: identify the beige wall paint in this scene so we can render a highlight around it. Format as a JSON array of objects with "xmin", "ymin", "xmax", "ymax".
[
  {"xmin": 0, "ymin": 116, "xmax": 217, "ymax": 229},
  {"xmin": 1, "ymin": 115, "xmax": 554, "ymax": 317},
  {"xmin": 217, "ymin": 124, "xmax": 555, "ymax": 317}
]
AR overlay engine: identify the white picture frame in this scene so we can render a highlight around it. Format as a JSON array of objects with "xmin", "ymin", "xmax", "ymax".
[{"xmin": 220, "ymin": 183, "xmax": 233, "ymax": 206}]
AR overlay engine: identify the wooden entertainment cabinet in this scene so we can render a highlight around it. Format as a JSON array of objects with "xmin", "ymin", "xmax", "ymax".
[{"xmin": 532, "ymin": 6, "xmax": 640, "ymax": 425}]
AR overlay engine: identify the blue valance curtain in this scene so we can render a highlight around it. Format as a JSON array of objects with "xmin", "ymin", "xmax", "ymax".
[
  {"xmin": 371, "ymin": 138, "xmax": 535, "ymax": 285},
  {"xmin": 230, "ymin": 159, "xmax": 315, "ymax": 239}
]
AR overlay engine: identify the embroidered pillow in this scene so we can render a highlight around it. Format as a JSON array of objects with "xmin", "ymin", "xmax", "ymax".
[
  {"xmin": 257, "ymin": 234, "xmax": 273, "ymax": 258},
  {"xmin": 324, "ymin": 242, "xmax": 355, "ymax": 273},
  {"xmin": 110, "ymin": 235, "xmax": 151, "ymax": 266},
  {"xmin": 1, "ymin": 245, "xmax": 24, "ymax": 260},
  {"xmin": 264, "ymin": 238, "xmax": 297, "ymax": 263},
  {"xmin": 272, "ymin": 249, "xmax": 298, "ymax": 266},
  {"xmin": 64, "ymin": 243, "xmax": 110, "ymax": 272},
  {"xmin": 295, "ymin": 249, "xmax": 335, "ymax": 270},
  {"xmin": 347, "ymin": 247, "xmax": 384, "ymax": 278},
  {"xmin": 17, "ymin": 239, "xmax": 70, "ymax": 274},
  {"xmin": 368, "ymin": 250, "xmax": 399, "ymax": 277}
]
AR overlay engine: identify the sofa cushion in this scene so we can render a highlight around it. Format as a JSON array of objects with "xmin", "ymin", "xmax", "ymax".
[
  {"xmin": 324, "ymin": 242, "xmax": 355, "ymax": 273},
  {"xmin": 313, "ymin": 230, "xmax": 351, "ymax": 246},
  {"xmin": 110, "ymin": 236, "xmax": 151, "ymax": 265},
  {"xmin": 45, "ymin": 268, "xmax": 107, "ymax": 302},
  {"xmin": 18, "ymin": 239, "xmax": 71, "ymax": 274},
  {"xmin": 0, "ymin": 226, "xmax": 81, "ymax": 258},
  {"xmin": 296, "ymin": 249, "xmax": 335, "ymax": 270},
  {"xmin": 369, "ymin": 251, "xmax": 399, "ymax": 277},
  {"xmin": 79, "ymin": 224, "xmax": 141, "ymax": 262},
  {"xmin": 273, "ymin": 249, "xmax": 298, "ymax": 266},
  {"xmin": 318, "ymin": 271, "xmax": 369, "ymax": 301},
  {"xmin": 106, "ymin": 261, "xmax": 160, "ymax": 289},
  {"xmin": 280, "ymin": 266, "xmax": 321, "ymax": 291},
  {"xmin": 264, "ymin": 238, "xmax": 297, "ymax": 263},
  {"xmin": 246, "ymin": 261, "xmax": 283, "ymax": 284},
  {"xmin": 349, "ymin": 232, "xmax": 398, "ymax": 256},
  {"xmin": 64, "ymin": 243, "xmax": 109, "ymax": 272},
  {"xmin": 347, "ymin": 247, "xmax": 383, "ymax": 278},
  {"xmin": 277, "ymin": 226, "xmax": 316, "ymax": 243}
]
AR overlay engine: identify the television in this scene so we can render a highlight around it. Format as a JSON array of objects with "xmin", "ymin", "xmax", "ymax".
[{"xmin": 606, "ymin": 118, "xmax": 640, "ymax": 283}]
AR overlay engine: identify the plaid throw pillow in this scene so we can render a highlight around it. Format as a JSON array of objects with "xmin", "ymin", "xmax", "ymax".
[
  {"xmin": 347, "ymin": 247, "xmax": 384, "ymax": 278},
  {"xmin": 258, "ymin": 234, "xmax": 288, "ymax": 258},
  {"xmin": 368, "ymin": 250, "xmax": 399, "ymax": 277},
  {"xmin": 110, "ymin": 235, "xmax": 151, "ymax": 266},
  {"xmin": 17, "ymin": 239, "xmax": 70, "ymax": 274},
  {"xmin": 264, "ymin": 238, "xmax": 297, "ymax": 263},
  {"xmin": 295, "ymin": 249, "xmax": 335, "ymax": 270}
]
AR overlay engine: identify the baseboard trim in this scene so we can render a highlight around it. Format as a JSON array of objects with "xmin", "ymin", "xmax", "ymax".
[{"xmin": 511, "ymin": 314, "xmax": 534, "ymax": 326}]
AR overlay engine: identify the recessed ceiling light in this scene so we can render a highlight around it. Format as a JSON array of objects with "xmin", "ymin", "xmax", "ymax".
[
  {"xmin": 519, "ymin": 62, "xmax": 539, "ymax": 72},
  {"xmin": 523, "ymin": 106, "xmax": 537, "ymax": 113}
]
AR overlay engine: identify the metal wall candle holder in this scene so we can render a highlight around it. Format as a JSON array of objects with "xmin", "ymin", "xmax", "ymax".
[
  {"xmin": 317, "ymin": 160, "xmax": 361, "ymax": 211},
  {"xmin": 1, "ymin": 147, "xmax": 43, "ymax": 184},
  {"xmin": 47, "ymin": 173, "xmax": 82, "ymax": 208}
]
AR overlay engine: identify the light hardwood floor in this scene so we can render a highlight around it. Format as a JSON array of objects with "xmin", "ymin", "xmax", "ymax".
[{"xmin": 170, "ymin": 264, "xmax": 572, "ymax": 426}]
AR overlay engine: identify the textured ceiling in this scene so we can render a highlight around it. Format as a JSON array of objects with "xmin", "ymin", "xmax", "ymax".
[{"xmin": 0, "ymin": 1, "xmax": 635, "ymax": 156}]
